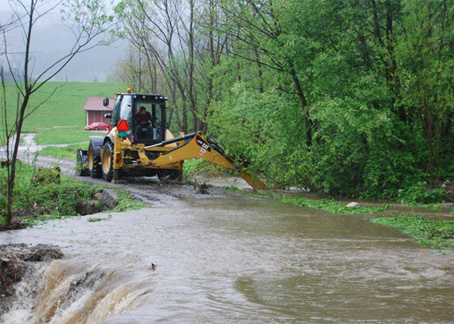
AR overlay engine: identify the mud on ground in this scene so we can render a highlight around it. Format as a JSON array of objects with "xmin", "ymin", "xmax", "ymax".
[
  {"xmin": 74, "ymin": 175, "xmax": 244, "ymax": 207},
  {"xmin": 75, "ymin": 174, "xmax": 454, "ymax": 219}
]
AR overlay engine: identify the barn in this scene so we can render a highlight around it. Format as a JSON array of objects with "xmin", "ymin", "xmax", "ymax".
[{"xmin": 83, "ymin": 97, "xmax": 114, "ymax": 126}]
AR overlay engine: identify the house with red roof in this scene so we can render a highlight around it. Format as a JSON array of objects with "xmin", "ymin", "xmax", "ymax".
[{"xmin": 83, "ymin": 97, "xmax": 115, "ymax": 126}]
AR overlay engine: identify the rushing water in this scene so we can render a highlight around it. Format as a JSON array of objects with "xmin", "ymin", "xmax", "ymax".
[{"xmin": 1, "ymin": 194, "xmax": 454, "ymax": 323}]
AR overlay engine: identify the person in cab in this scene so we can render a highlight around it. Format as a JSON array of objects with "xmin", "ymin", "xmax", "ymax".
[{"xmin": 135, "ymin": 106, "xmax": 157, "ymax": 140}]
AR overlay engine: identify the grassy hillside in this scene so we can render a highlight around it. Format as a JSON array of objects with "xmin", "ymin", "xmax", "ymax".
[{"xmin": 2, "ymin": 82, "xmax": 125, "ymax": 144}]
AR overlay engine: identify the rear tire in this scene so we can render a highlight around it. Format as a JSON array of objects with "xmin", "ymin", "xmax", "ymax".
[
  {"xmin": 101, "ymin": 141, "xmax": 115, "ymax": 181},
  {"xmin": 88, "ymin": 140, "xmax": 102, "ymax": 178}
]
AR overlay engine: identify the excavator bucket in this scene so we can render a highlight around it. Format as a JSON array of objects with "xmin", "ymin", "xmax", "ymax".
[
  {"xmin": 149, "ymin": 132, "xmax": 269, "ymax": 190},
  {"xmin": 238, "ymin": 172, "xmax": 268, "ymax": 191}
]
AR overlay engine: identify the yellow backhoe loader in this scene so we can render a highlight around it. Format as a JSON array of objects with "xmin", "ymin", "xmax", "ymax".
[{"xmin": 76, "ymin": 89, "xmax": 267, "ymax": 190}]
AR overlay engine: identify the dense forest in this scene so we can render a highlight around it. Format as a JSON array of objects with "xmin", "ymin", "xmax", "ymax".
[{"xmin": 113, "ymin": 0, "xmax": 454, "ymax": 199}]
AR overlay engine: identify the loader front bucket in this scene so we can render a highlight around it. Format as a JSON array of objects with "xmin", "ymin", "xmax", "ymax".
[{"xmin": 75, "ymin": 149, "xmax": 89, "ymax": 176}]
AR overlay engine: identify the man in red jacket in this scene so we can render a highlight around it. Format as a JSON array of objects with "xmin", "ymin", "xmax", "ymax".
[{"xmin": 135, "ymin": 107, "xmax": 157, "ymax": 141}]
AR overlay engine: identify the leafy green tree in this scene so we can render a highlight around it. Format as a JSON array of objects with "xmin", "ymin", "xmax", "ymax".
[
  {"xmin": 113, "ymin": 0, "xmax": 454, "ymax": 199},
  {"xmin": 394, "ymin": 0, "xmax": 454, "ymax": 186}
]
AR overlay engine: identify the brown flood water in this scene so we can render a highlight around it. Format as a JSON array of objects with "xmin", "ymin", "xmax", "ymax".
[{"xmin": 1, "ymin": 194, "xmax": 454, "ymax": 323}]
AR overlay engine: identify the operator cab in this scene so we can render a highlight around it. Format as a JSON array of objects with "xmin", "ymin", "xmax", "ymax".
[{"xmin": 103, "ymin": 91, "xmax": 167, "ymax": 145}]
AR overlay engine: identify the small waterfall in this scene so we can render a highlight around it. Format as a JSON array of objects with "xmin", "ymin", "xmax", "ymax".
[{"xmin": 1, "ymin": 260, "xmax": 154, "ymax": 324}]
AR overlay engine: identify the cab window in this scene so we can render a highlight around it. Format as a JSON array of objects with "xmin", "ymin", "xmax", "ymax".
[
  {"xmin": 112, "ymin": 96, "xmax": 121, "ymax": 126},
  {"xmin": 134, "ymin": 100, "xmax": 164, "ymax": 142},
  {"xmin": 119, "ymin": 95, "xmax": 132, "ymax": 126}
]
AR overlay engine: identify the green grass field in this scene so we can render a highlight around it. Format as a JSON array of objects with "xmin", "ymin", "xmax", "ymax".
[
  {"xmin": 1, "ymin": 82, "xmax": 124, "ymax": 145},
  {"xmin": 39, "ymin": 143, "xmax": 87, "ymax": 160},
  {"xmin": 34, "ymin": 129, "xmax": 106, "ymax": 145}
]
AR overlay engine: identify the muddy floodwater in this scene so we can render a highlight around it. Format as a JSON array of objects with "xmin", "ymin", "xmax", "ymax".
[{"xmin": 1, "ymin": 192, "xmax": 454, "ymax": 323}]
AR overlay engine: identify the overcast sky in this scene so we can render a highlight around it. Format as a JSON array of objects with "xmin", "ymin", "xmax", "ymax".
[{"xmin": 0, "ymin": 0, "xmax": 127, "ymax": 82}]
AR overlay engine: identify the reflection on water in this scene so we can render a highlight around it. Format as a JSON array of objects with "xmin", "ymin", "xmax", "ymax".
[{"xmin": 1, "ymin": 195, "xmax": 454, "ymax": 323}]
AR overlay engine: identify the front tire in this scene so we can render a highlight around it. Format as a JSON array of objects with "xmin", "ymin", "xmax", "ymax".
[
  {"xmin": 88, "ymin": 140, "xmax": 102, "ymax": 178},
  {"xmin": 101, "ymin": 141, "xmax": 115, "ymax": 181}
]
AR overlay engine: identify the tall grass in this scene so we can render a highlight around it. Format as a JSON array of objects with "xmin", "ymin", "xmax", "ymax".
[{"xmin": 372, "ymin": 215, "xmax": 454, "ymax": 249}]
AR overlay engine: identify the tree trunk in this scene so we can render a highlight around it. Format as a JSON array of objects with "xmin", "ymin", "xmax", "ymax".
[
  {"xmin": 385, "ymin": 1, "xmax": 407, "ymax": 122},
  {"xmin": 6, "ymin": 95, "xmax": 30, "ymax": 227},
  {"xmin": 201, "ymin": 0, "xmax": 217, "ymax": 133},
  {"xmin": 288, "ymin": 61, "xmax": 311, "ymax": 147},
  {"xmin": 188, "ymin": 0, "xmax": 198, "ymax": 131},
  {"xmin": 254, "ymin": 47, "xmax": 264, "ymax": 93},
  {"xmin": 424, "ymin": 101, "xmax": 435, "ymax": 187}
]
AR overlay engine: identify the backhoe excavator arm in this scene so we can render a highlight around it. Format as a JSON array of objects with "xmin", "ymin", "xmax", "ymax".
[{"xmin": 150, "ymin": 132, "xmax": 268, "ymax": 190}]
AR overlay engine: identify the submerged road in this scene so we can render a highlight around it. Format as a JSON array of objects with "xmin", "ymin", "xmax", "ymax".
[
  {"xmin": 1, "ymin": 185, "xmax": 454, "ymax": 323},
  {"xmin": 1, "ymin": 136, "xmax": 454, "ymax": 323}
]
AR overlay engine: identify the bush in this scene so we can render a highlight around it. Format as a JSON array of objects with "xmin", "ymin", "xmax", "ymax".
[
  {"xmin": 1, "ymin": 163, "xmax": 102, "ymax": 218},
  {"xmin": 32, "ymin": 166, "xmax": 61, "ymax": 185},
  {"xmin": 206, "ymin": 83, "xmax": 439, "ymax": 200},
  {"xmin": 398, "ymin": 182, "xmax": 446, "ymax": 205},
  {"xmin": 183, "ymin": 159, "xmax": 230, "ymax": 180},
  {"xmin": 25, "ymin": 180, "xmax": 101, "ymax": 216}
]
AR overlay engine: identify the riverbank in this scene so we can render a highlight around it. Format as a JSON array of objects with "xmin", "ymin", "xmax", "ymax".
[
  {"xmin": 0, "ymin": 163, "xmax": 147, "ymax": 230},
  {"xmin": 371, "ymin": 215, "xmax": 454, "ymax": 249}
]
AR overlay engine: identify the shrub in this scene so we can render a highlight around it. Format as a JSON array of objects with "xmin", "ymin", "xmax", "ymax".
[
  {"xmin": 1, "ymin": 164, "xmax": 102, "ymax": 217},
  {"xmin": 398, "ymin": 182, "xmax": 446, "ymax": 205}
]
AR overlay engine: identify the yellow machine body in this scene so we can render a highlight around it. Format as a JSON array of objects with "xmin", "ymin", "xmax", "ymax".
[
  {"xmin": 102, "ymin": 128, "xmax": 267, "ymax": 190},
  {"xmin": 82, "ymin": 91, "xmax": 268, "ymax": 191}
]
